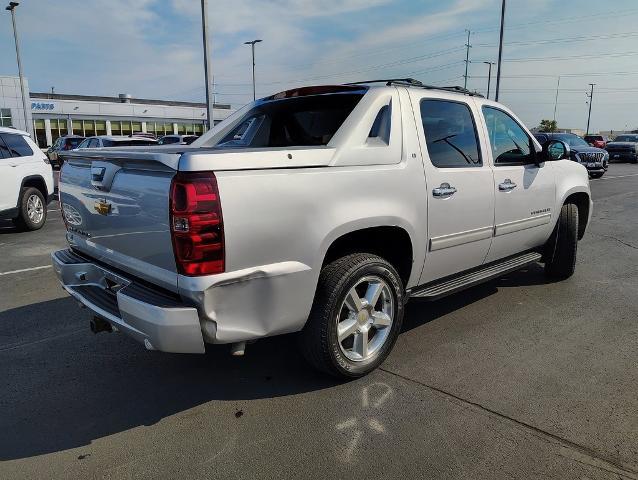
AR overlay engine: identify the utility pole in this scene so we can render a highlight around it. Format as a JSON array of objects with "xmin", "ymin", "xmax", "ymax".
[
  {"xmin": 463, "ymin": 29, "xmax": 471, "ymax": 90},
  {"xmin": 495, "ymin": 0, "xmax": 506, "ymax": 102},
  {"xmin": 586, "ymin": 83, "xmax": 595, "ymax": 135},
  {"xmin": 483, "ymin": 61, "xmax": 494, "ymax": 99},
  {"xmin": 244, "ymin": 39, "xmax": 262, "ymax": 101},
  {"xmin": 200, "ymin": 0, "xmax": 213, "ymax": 130},
  {"xmin": 6, "ymin": 2, "xmax": 30, "ymax": 134},
  {"xmin": 553, "ymin": 75, "xmax": 560, "ymax": 126}
]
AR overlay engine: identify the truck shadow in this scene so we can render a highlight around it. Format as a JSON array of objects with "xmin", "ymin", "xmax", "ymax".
[{"xmin": 0, "ymin": 263, "xmax": 554, "ymax": 461}]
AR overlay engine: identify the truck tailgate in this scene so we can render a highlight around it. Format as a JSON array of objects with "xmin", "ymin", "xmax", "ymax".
[{"xmin": 59, "ymin": 150, "xmax": 180, "ymax": 292}]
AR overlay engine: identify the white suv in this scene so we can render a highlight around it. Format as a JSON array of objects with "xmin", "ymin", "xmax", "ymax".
[{"xmin": 0, "ymin": 127, "xmax": 55, "ymax": 231}]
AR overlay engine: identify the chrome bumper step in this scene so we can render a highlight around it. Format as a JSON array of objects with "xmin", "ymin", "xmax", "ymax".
[{"xmin": 410, "ymin": 252, "xmax": 542, "ymax": 301}]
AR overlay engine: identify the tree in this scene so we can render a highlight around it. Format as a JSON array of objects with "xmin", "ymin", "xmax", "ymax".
[{"xmin": 538, "ymin": 119, "xmax": 557, "ymax": 132}]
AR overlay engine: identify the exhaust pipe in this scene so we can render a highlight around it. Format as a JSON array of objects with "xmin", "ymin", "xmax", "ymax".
[
  {"xmin": 230, "ymin": 341, "xmax": 246, "ymax": 356},
  {"xmin": 90, "ymin": 316, "xmax": 112, "ymax": 334}
]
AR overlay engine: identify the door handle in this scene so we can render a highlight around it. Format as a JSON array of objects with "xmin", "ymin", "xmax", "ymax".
[
  {"xmin": 498, "ymin": 179, "xmax": 517, "ymax": 191},
  {"xmin": 432, "ymin": 182, "xmax": 457, "ymax": 198}
]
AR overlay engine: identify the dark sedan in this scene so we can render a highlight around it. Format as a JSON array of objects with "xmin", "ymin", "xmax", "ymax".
[{"xmin": 534, "ymin": 132, "xmax": 608, "ymax": 178}]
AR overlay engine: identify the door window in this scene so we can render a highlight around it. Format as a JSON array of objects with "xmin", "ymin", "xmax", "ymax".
[
  {"xmin": 0, "ymin": 136, "xmax": 10, "ymax": 159},
  {"xmin": 0, "ymin": 133, "xmax": 33, "ymax": 158},
  {"xmin": 482, "ymin": 106, "xmax": 533, "ymax": 165},
  {"xmin": 420, "ymin": 99, "xmax": 482, "ymax": 168}
]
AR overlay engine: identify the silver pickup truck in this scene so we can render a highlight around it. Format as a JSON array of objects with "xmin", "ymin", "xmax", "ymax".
[{"xmin": 53, "ymin": 80, "xmax": 592, "ymax": 378}]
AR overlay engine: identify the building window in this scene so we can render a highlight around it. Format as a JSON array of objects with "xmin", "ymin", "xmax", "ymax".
[
  {"xmin": 177, "ymin": 123, "xmax": 186, "ymax": 135},
  {"xmin": 146, "ymin": 122, "xmax": 156, "ymax": 135},
  {"xmin": 111, "ymin": 121, "xmax": 122, "ymax": 136},
  {"xmin": 50, "ymin": 118, "xmax": 69, "ymax": 143},
  {"xmin": 121, "ymin": 120, "xmax": 131, "ymax": 136},
  {"xmin": 193, "ymin": 123, "xmax": 203, "ymax": 135},
  {"xmin": 33, "ymin": 119, "xmax": 47, "ymax": 147},
  {"xmin": 0, "ymin": 108, "xmax": 12, "ymax": 127},
  {"xmin": 164, "ymin": 123, "xmax": 173, "ymax": 135},
  {"xmin": 83, "ymin": 120, "xmax": 96, "ymax": 137},
  {"xmin": 96, "ymin": 120, "xmax": 107, "ymax": 136},
  {"xmin": 132, "ymin": 121, "xmax": 142, "ymax": 134}
]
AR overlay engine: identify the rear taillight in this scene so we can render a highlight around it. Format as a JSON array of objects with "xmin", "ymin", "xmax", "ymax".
[{"xmin": 169, "ymin": 171, "xmax": 224, "ymax": 276}]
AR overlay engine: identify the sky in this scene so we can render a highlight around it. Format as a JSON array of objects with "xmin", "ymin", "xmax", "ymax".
[{"xmin": 1, "ymin": 0, "xmax": 638, "ymax": 133}]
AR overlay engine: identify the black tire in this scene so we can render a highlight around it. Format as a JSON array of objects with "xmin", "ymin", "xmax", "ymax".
[
  {"xmin": 589, "ymin": 172, "xmax": 604, "ymax": 179},
  {"xmin": 544, "ymin": 203, "xmax": 578, "ymax": 279},
  {"xmin": 14, "ymin": 187, "xmax": 47, "ymax": 231},
  {"xmin": 300, "ymin": 253, "xmax": 405, "ymax": 378}
]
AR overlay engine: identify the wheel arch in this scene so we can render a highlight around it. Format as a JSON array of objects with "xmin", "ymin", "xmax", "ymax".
[
  {"xmin": 321, "ymin": 223, "xmax": 415, "ymax": 288},
  {"xmin": 563, "ymin": 190, "xmax": 591, "ymax": 240},
  {"xmin": 20, "ymin": 175, "xmax": 49, "ymax": 200}
]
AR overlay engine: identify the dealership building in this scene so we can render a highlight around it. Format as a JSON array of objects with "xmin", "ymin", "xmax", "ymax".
[{"xmin": 0, "ymin": 75, "xmax": 233, "ymax": 148}]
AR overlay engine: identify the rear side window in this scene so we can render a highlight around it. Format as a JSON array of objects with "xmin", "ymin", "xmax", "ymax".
[
  {"xmin": 216, "ymin": 93, "xmax": 364, "ymax": 148},
  {"xmin": 0, "ymin": 133, "xmax": 33, "ymax": 158},
  {"xmin": 65, "ymin": 138, "xmax": 83, "ymax": 148},
  {"xmin": 420, "ymin": 99, "xmax": 482, "ymax": 168},
  {"xmin": 368, "ymin": 104, "xmax": 391, "ymax": 145}
]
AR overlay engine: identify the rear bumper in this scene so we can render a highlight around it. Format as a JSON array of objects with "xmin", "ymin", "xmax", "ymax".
[{"xmin": 51, "ymin": 249, "xmax": 205, "ymax": 354}]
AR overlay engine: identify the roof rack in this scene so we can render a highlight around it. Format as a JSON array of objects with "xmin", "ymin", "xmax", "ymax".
[{"xmin": 345, "ymin": 78, "xmax": 484, "ymax": 97}]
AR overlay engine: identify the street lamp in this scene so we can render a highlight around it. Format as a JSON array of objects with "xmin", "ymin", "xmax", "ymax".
[
  {"xmin": 483, "ymin": 62, "xmax": 495, "ymax": 99},
  {"xmin": 495, "ymin": 0, "xmax": 506, "ymax": 102},
  {"xmin": 586, "ymin": 83, "xmax": 596, "ymax": 135},
  {"xmin": 200, "ymin": 0, "xmax": 213, "ymax": 131},
  {"xmin": 244, "ymin": 39, "xmax": 262, "ymax": 101},
  {"xmin": 5, "ymin": 2, "xmax": 30, "ymax": 134}
]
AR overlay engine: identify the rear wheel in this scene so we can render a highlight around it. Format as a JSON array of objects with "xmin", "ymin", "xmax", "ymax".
[
  {"xmin": 14, "ymin": 187, "xmax": 47, "ymax": 231},
  {"xmin": 300, "ymin": 253, "xmax": 405, "ymax": 378},
  {"xmin": 544, "ymin": 203, "xmax": 578, "ymax": 279}
]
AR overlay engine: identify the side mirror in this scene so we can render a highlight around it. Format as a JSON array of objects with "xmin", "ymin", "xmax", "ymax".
[{"xmin": 545, "ymin": 140, "xmax": 570, "ymax": 161}]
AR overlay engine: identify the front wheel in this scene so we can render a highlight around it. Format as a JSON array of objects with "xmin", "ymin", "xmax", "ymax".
[
  {"xmin": 300, "ymin": 253, "xmax": 405, "ymax": 378},
  {"xmin": 544, "ymin": 203, "xmax": 578, "ymax": 279},
  {"xmin": 589, "ymin": 172, "xmax": 604, "ymax": 179}
]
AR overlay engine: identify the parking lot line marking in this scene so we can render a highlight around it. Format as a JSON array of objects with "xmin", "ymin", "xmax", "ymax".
[
  {"xmin": 0, "ymin": 265, "xmax": 52, "ymax": 276},
  {"xmin": 600, "ymin": 173, "xmax": 638, "ymax": 180}
]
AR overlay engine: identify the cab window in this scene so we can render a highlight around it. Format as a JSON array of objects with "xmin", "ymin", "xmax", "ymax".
[
  {"xmin": 482, "ymin": 106, "xmax": 534, "ymax": 165},
  {"xmin": 420, "ymin": 99, "xmax": 482, "ymax": 168}
]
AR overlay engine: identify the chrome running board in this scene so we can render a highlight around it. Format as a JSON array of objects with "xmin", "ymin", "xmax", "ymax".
[{"xmin": 409, "ymin": 252, "xmax": 542, "ymax": 301}]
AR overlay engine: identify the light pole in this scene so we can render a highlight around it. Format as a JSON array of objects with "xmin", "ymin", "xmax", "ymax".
[
  {"xmin": 495, "ymin": 0, "xmax": 506, "ymax": 102},
  {"xmin": 200, "ymin": 0, "xmax": 213, "ymax": 131},
  {"xmin": 586, "ymin": 83, "xmax": 595, "ymax": 135},
  {"xmin": 553, "ymin": 75, "xmax": 561, "ymax": 126},
  {"xmin": 5, "ymin": 2, "xmax": 30, "ymax": 134},
  {"xmin": 483, "ymin": 61, "xmax": 494, "ymax": 99},
  {"xmin": 463, "ymin": 29, "xmax": 471, "ymax": 90},
  {"xmin": 244, "ymin": 39, "xmax": 262, "ymax": 101}
]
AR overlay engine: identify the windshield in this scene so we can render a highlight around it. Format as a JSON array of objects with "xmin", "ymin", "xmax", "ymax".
[
  {"xmin": 552, "ymin": 134, "xmax": 588, "ymax": 147},
  {"xmin": 213, "ymin": 93, "xmax": 364, "ymax": 148},
  {"xmin": 65, "ymin": 138, "xmax": 84, "ymax": 148},
  {"xmin": 614, "ymin": 135, "xmax": 638, "ymax": 142}
]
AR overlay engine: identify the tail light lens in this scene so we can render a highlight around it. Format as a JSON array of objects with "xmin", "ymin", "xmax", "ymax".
[{"xmin": 169, "ymin": 171, "xmax": 224, "ymax": 276}]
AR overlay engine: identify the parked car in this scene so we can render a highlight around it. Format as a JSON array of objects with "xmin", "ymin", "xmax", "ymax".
[
  {"xmin": 47, "ymin": 135, "xmax": 85, "ymax": 168},
  {"xmin": 53, "ymin": 80, "xmax": 591, "ymax": 378},
  {"xmin": 534, "ymin": 132, "xmax": 608, "ymax": 178},
  {"xmin": 0, "ymin": 126, "xmax": 55, "ymax": 230},
  {"xmin": 583, "ymin": 134, "xmax": 608, "ymax": 149},
  {"xmin": 158, "ymin": 134, "xmax": 199, "ymax": 145},
  {"xmin": 605, "ymin": 134, "xmax": 638, "ymax": 163},
  {"xmin": 75, "ymin": 135, "xmax": 158, "ymax": 149}
]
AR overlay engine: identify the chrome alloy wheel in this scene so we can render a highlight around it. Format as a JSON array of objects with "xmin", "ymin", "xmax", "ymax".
[
  {"xmin": 26, "ymin": 194, "xmax": 44, "ymax": 224},
  {"xmin": 336, "ymin": 275, "xmax": 394, "ymax": 362}
]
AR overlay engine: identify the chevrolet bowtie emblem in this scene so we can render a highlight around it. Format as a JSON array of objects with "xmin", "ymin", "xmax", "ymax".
[{"xmin": 94, "ymin": 199, "xmax": 111, "ymax": 216}]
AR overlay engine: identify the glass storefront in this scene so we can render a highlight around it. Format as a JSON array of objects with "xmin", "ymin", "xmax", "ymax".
[{"xmin": 29, "ymin": 116, "xmax": 209, "ymax": 147}]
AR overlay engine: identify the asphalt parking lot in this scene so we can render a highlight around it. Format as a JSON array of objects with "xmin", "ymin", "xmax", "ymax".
[{"xmin": 1, "ymin": 165, "xmax": 637, "ymax": 480}]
